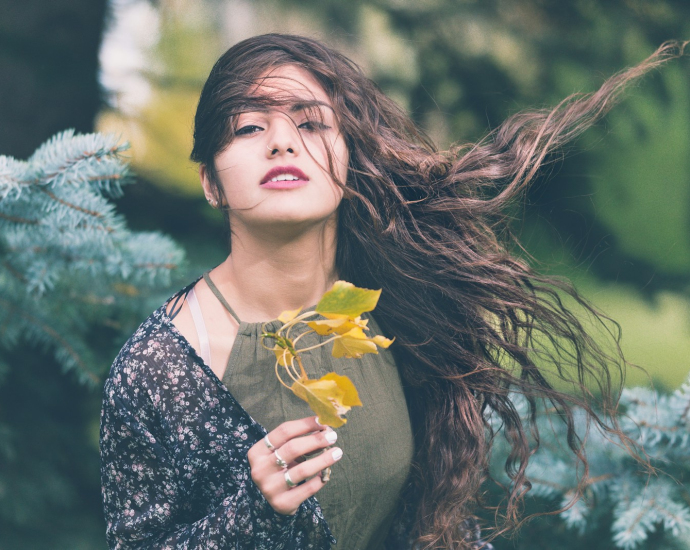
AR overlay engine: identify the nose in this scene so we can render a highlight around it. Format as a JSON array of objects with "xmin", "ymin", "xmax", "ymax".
[{"xmin": 265, "ymin": 115, "xmax": 301, "ymax": 158}]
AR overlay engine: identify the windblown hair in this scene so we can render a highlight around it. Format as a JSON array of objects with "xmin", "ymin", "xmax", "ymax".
[{"xmin": 191, "ymin": 34, "xmax": 686, "ymax": 549}]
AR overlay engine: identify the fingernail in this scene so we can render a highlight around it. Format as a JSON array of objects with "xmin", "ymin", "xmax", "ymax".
[
  {"xmin": 326, "ymin": 431, "xmax": 338, "ymax": 444},
  {"xmin": 332, "ymin": 448, "xmax": 343, "ymax": 461}
]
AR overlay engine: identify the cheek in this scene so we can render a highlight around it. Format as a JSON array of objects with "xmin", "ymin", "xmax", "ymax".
[
  {"xmin": 335, "ymin": 144, "xmax": 349, "ymax": 184},
  {"xmin": 214, "ymin": 150, "xmax": 248, "ymax": 188},
  {"xmin": 318, "ymin": 131, "xmax": 346, "ymax": 172}
]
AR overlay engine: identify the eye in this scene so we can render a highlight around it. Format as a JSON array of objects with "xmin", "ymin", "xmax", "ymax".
[
  {"xmin": 235, "ymin": 124, "xmax": 263, "ymax": 136},
  {"xmin": 298, "ymin": 121, "xmax": 331, "ymax": 132}
]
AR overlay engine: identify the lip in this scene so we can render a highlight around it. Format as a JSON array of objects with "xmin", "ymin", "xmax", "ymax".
[{"xmin": 260, "ymin": 165, "xmax": 310, "ymax": 189}]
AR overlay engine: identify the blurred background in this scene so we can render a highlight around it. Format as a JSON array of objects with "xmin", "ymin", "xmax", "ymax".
[{"xmin": 0, "ymin": 0, "xmax": 689, "ymax": 548}]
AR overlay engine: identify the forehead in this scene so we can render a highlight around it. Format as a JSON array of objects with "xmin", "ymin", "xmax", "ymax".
[{"xmin": 250, "ymin": 65, "xmax": 332, "ymax": 106}]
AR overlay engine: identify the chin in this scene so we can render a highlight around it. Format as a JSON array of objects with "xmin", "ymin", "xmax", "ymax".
[{"xmin": 257, "ymin": 210, "xmax": 338, "ymax": 230}]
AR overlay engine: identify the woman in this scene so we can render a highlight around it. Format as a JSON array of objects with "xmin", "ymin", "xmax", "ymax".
[{"xmin": 100, "ymin": 34, "xmax": 684, "ymax": 549}]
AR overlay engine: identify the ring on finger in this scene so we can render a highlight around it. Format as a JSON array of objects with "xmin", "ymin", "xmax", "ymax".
[
  {"xmin": 263, "ymin": 434, "xmax": 275, "ymax": 450},
  {"xmin": 285, "ymin": 471, "xmax": 297, "ymax": 488},
  {"xmin": 274, "ymin": 450, "xmax": 288, "ymax": 469}
]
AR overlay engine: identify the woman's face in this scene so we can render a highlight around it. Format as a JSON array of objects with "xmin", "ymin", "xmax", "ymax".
[{"xmin": 201, "ymin": 64, "xmax": 349, "ymax": 237}]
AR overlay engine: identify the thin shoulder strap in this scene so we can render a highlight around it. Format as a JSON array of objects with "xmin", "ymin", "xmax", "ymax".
[
  {"xmin": 203, "ymin": 271, "xmax": 243, "ymax": 325},
  {"xmin": 187, "ymin": 287, "xmax": 212, "ymax": 369},
  {"xmin": 167, "ymin": 281, "xmax": 196, "ymax": 320}
]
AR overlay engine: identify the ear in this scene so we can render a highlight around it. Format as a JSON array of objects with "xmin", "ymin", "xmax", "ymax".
[{"xmin": 199, "ymin": 165, "xmax": 214, "ymax": 198}]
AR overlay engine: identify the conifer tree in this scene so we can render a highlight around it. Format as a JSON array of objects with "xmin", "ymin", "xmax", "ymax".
[
  {"xmin": 489, "ymin": 375, "xmax": 690, "ymax": 549},
  {"xmin": 0, "ymin": 130, "xmax": 184, "ymax": 543},
  {"xmin": 0, "ymin": 129, "xmax": 184, "ymax": 383}
]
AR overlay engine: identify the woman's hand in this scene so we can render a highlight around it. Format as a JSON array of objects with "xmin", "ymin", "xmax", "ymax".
[{"xmin": 247, "ymin": 416, "xmax": 343, "ymax": 516}]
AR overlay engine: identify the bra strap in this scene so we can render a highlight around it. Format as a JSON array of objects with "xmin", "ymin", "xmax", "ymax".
[
  {"xmin": 187, "ymin": 287, "xmax": 212, "ymax": 369},
  {"xmin": 203, "ymin": 271, "xmax": 243, "ymax": 325}
]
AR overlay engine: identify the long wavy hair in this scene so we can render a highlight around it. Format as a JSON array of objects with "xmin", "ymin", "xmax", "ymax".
[{"xmin": 191, "ymin": 34, "xmax": 686, "ymax": 549}]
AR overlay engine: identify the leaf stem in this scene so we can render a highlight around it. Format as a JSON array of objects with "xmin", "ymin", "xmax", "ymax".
[
  {"xmin": 295, "ymin": 355, "xmax": 308, "ymax": 380},
  {"xmin": 286, "ymin": 356, "xmax": 301, "ymax": 381},
  {"xmin": 279, "ymin": 310, "xmax": 319, "ymax": 334},
  {"xmin": 274, "ymin": 360, "xmax": 293, "ymax": 389},
  {"xmin": 298, "ymin": 334, "xmax": 341, "ymax": 352},
  {"xmin": 291, "ymin": 329, "xmax": 316, "ymax": 347}
]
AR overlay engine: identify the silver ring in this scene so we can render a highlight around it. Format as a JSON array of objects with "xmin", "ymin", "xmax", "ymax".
[
  {"xmin": 274, "ymin": 450, "xmax": 288, "ymax": 469},
  {"xmin": 263, "ymin": 435, "xmax": 275, "ymax": 450},
  {"xmin": 285, "ymin": 471, "xmax": 297, "ymax": 488}
]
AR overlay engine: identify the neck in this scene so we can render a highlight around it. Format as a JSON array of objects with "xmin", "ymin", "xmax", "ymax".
[{"xmin": 211, "ymin": 218, "xmax": 339, "ymax": 323}]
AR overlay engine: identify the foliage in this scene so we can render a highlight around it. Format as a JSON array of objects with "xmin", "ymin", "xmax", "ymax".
[
  {"xmin": 98, "ymin": 0, "xmax": 223, "ymax": 196},
  {"xmin": 0, "ymin": 129, "xmax": 184, "ymax": 382},
  {"xmin": 488, "ymin": 374, "xmax": 690, "ymax": 549},
  {"xmin": 262, "ymin": 281, "xmax": 393, "ymax": 427},
  {"xmin": 0, "ymin": 130, "xmax": 184, "ymax": 546},
  {"xmin": 0, "ymin": 0, "xmax": 108, "ymax": 159}
]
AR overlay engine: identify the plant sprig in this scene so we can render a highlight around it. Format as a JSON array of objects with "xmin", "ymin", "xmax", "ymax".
[{"xmin": 261, "ymin": 281, "xmax": 394, "ymax": 427}]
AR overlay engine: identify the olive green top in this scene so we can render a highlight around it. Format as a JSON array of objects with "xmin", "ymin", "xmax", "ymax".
[{"xmin": 203, "ymin": 273, "xmax": 414, "ymax": 550}]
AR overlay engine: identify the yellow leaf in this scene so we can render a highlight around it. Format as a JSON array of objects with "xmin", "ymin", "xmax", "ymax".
[
  {"xmin": 355, "ymin": 316, "xmax": 369, "ymax": 328},
  {"xmin": 273, "ymin": 345, "xmax": 294, "ymax": 367},
  {"xmin": 278, "ymin": 307, "xmax": 302, "ymax": 324},
  {"xmin": 306, "ymin": 316, "xmax": 369, "ymax": 336},
  {"xmin": 292, "ymin": 373, "xmax": 362, "ymax": 428},
  {"xmin": 307, "ymin": 318, "xmax": 349, "ymax": 335},
  {"xmin": 316, "ymin": 281, "xmax": 381, "ymax": 319},
  {"xmin": 340, "ymin": 326, "xmax": 367, "ymax": 339},
  {"xmin": 331, "ymin": 327, "xmax": 395, "ymax": 358},
  {"xmin": 332, "ymin": 328, "xmax": 379, "ymax": 359},
  {"xmin": 332, "ymin": 338, "xmax": 379, "ymax": 359},
  {"xmin": 372, "ymin": 334, "xmax": 395, "ymax": 348}
]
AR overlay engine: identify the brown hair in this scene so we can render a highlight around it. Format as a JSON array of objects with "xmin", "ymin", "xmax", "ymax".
[{"xmin": 191, "ymin": 34, "xmax": 686, "ymax": 549}]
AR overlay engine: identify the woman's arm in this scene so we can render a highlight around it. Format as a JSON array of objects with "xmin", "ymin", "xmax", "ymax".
[{"xmin": 100, "ymin": 391, "xmax": 299, "ymax": 549}]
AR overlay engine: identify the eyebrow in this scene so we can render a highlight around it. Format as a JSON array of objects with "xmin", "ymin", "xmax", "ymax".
[
  {"xmin": 238, "ymin": 100, "xmax": 333, "ymax": 115},
  {"xmin": 288, "ymin": 101, "xmax": 333, "ymax": 113}
]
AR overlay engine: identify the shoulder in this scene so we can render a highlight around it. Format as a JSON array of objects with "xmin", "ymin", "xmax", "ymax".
[{"xmin": 103, "ymin": 283, "xmax": 204, "ymax": 408}]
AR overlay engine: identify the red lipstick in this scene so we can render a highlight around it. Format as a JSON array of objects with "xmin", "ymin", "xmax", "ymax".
[{"xmin": 260, "ymin": 165, "xmax": 310, "ymax": 189}]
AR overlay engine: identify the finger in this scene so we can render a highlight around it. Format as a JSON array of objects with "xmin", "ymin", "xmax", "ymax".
[
  {"xmin": 259, "ymin": 447, "xmax": 342, "ymax": 505},
  {"xmin": 248, "ymin": 417, "xmax": 325, "ymax": 463},
  {"xmin": 276, "ymin": 428, "xmax": 337, "ymax": 464},
  {"xmin": 285, "ymin": 447, "xmax": 343, "ymax": 487},
  {"xmin": 264, "ymin": 417, "xmax": 326, "ymax": 451},
  {"xmin": 272, "ymin": 474, "xmax": 325, "ymax": 515}
]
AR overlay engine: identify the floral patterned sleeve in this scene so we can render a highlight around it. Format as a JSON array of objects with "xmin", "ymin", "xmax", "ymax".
[
  {"xmin": 101, "ymin": 389, "xmax": 300, "ymax": 549},
  {"xmin": 99, "ymin": 306, "xmax": 334, "ymax": 550}
]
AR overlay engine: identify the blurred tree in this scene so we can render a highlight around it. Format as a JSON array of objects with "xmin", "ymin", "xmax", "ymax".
[
  {"xmin": 0, "ymin": 131, "xmax": 184, "ymax": 548},
  {"xmin": 98, "ymin": 0, "xmax": 228, "ymax": 262},
  {"xmin": 0, "ymin": 2, "xmax": 113, "ymax": 547},
  {"xmin": 283, "ymin": 0, "xmax": 690, "ymax": 293},
  {"xmin": 485, "ymin": 375, "xmax": 690, "ymax": 550},
  {"xmin": 0, "ymin": 0, "xmax": 108, "ymax": 158},
  {"xmin": 98, "ymin": 0, "xmax": 222, "ymax": 196},
  {"xmin": 0, "ymin": 2, "xmax": 190, "ymax": 547}
]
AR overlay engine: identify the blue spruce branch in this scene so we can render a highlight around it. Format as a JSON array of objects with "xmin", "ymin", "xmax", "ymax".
[
  {"xmin": 490, "ymin": 373, "xmax": 690, "ymax": 548},
  {"xmin": 0, "ymin": 130, "xmax": 185, "ymax": 383}
]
